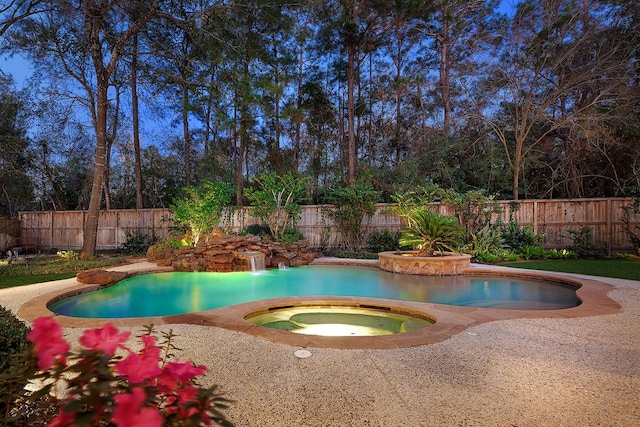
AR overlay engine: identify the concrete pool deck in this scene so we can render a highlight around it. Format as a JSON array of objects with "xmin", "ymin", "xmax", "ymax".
[{"xmin": 2, "ymin": 259, "xmax": 639, "ymax": 425}]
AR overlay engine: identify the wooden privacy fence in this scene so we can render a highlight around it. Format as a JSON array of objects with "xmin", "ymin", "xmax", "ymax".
[
  {"xmin": 19, "ymin": 198, "xmax": 639, "ymax": 253},
  {"xmin": 19, "ymin": 209, "xmax": 174, "ymax": 251},
  {"xmin": 0, "ymin": 218, "xmax": 21, "ymax": 252}
]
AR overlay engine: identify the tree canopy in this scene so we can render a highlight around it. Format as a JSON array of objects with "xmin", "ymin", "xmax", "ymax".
[{"xmin": 0, "ymin": 0, "xmax": 638, "ymax": 220}]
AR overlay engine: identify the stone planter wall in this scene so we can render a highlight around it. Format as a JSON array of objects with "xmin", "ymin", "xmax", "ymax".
[
  {"xmin": 378, "ymin": 251, "xmax": 471, "ymax": 276},
  {"xmin": 147, "ymin": 234, "xmax": 316, "ymax": 272}
]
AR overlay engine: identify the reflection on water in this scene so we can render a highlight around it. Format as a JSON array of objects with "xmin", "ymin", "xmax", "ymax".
[{"xmin": 49, "ymin": 266, "xmax": 580, "ymax": 318}]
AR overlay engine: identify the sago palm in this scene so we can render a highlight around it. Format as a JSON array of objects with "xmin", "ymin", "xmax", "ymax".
[{"xmin": 399, "ymin": 210, "xmax": 464, "ymax": 256}]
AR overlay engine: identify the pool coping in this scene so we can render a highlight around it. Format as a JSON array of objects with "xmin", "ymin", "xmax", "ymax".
[{"xmin": 17, "ymin": 260, "xmax": 621, "ymax": 349}]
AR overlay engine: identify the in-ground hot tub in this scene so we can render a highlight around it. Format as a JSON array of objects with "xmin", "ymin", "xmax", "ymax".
[{"xmin": 245, "ymin": 303, "xmax": 435, "ymax": 337}]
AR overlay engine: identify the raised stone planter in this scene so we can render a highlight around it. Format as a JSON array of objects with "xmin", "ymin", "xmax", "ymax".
[{"xmin": 378, "ymin": 251, "xmax": 471, "ymax": 276}]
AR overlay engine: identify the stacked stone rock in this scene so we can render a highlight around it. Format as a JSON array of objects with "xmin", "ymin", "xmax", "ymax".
[{"xmin": 146, "ymin": 233, "xmax": 316, "ymax": 272}]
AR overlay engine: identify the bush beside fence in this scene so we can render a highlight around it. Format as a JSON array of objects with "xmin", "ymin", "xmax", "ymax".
[{"xmin": 18, "ymin": 198, "xmax": 639, "ymax": 253}]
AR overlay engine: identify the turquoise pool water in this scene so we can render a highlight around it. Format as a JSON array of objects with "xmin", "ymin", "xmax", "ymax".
[{"xmin": 49, "ymin": 266, "xmax": 580, "ymax": 318}]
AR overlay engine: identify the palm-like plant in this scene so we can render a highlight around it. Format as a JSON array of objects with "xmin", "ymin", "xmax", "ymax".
[{"xmin": 399, "ymin": 209, "xmax": 464, "ymax": 256}]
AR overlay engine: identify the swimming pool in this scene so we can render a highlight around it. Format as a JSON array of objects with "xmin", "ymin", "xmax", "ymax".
[{"xmin": 49, "ymin": 266, "xmax": 580, "ymax": 318}]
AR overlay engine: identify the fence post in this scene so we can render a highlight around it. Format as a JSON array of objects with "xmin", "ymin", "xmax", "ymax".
[
  {"xmin": 606, "ymin": 199, "xmax": 612, "ymax": 256},
  {"xmin": 533, "ymin": 200, "xmax": 538, "ymax": 236}
]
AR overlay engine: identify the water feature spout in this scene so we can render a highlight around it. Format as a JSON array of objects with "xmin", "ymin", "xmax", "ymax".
[{"xmin": 239, "ymin": 251, "xmax": 266, "ymax": 272}]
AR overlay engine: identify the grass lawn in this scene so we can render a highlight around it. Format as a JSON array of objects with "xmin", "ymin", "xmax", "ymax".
[
  {"xmin": 0, "ymin": 255, "xmax": 128, "ymax": 289},
  {"xmin": 499, "ymin": 258, "xmax": 640, "ymax": 281},
  {"xmin": 0, "ymin": 273, "xmax": 77, "ymax": 289}
]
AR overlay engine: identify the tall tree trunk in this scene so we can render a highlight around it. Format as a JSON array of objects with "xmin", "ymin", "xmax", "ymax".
[
  {"xmin": 79, "ymin": 0, "xmax": 159, "ymax": 257},
  {"xmin": 181, "ymin": 78, "xmax": 191, "ymax": 187},
  {"xmin": 294, "ymin": 43, "xmax": 303, "ymax": 170},
  {"xmin": 234, "ymin": 94, "xmax": 243, "ymax": 206},
  {"xmin": 513, "ymin": 139, "xmax": 523, "ymax": 200},
  {"xmin": 203, "ymin": 70, "xmax": 216, "ymax": 162},
  {"xmin": 237, "ymin": 108, "xmax": 248, "ymax": 207},
  {"xmin": 394, "ymin": 34, "xmax": 402, "ymax": 162},
  {"xmin": 103, "ymin": 82, "xmax": 121, "ymax": 211},
  {"xmin": 273, "ymin": 42, "xmax": 281, "ymax": 153},
  {"xmin": 346, "ymin": 34, "xmax": 357, "ymax": 185},
  {"xmin": 102, "ymin": 149, "xmax": 111, "ymax": 210},
  {"xmin": 439, "ymin": 19, "xmax": 452, "ymax": 135},
  {"xmin": 439, "ymin": 38, "xmax": 451, "ymax": 134},
  {"xmin": 131, "ymin": 33, "xmax": 143, "ymax": 209},
  {"xmin": 81, "ymin": 80, "xmax": 108, "ymax": 258}
]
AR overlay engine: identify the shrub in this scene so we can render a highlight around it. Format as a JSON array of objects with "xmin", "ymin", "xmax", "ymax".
[
  {"xmin": 474, "ymin": 252, "xmax": 501, "ymax": 263},
  {"xmin": 171, "ymin": 180, "xmax": 234, "ymax": 244},
  {"xmin": 520, "ymin": 245, "xmax": 547, "ymax": 260},
  {"xmin": 399, "ymin": 209, "xmax": 464, "ymax": 256},
  {"xmin": 240, "ymin": 223, "xmax": 272, "ymax": 237},
  {"xmin": 120, "ymin": 229, "xmax": 160, "ymax": 255},
  {"xmin": 322, "ymin": 180, "xmax": 380, "ymax": 251},
  {"xmin": 621, "ymin": 186, "xmax": 640, "ymax": 252},
  {"xmin": 321, "ymin": 250, "xmax": 379, "ymax": 260},
  {"xmin": 464, "ymin": 225, "xmax": 505, "ymax": 258},
  {"xmin": 1, "ymin": 318, "xmax": 233, "ymax": 426},
  {"xmin": 390, "ymin": 184, "xmax": 502, "ymax": 240},
  {"xmin": 0, "ymin": 306, "xmax": 32, "ymax": 419},
  {"xmin": 500, "ymin": 220, "xmax": 542, "ymax": 252},
  {"xmin": 245, "ymin": 171, "xmax": 308, "ymax": 241},
  {"xmin": 56, "ymin": 250, "xmax": 79, "ymax": 261},
  {"xmin": 499, "ymin": 250, "xmax": 521, "ymax": 262},
  {"xmin": 545, "ymin": 248, "xmax": 577, "ymax": 259},
  {"xmin": 438, "ymin": 188, "xmax": 502, "ymax": 239},
  {"xmin": 279, "ymin": 228, "xmax": 305, "ymax": 245},
  {"xmin": 0, "ymin": 306, "xmax": 31, "ymax": 375},
  {"xmin": 565, "ymin": 226, "xmax": 600, "ymax": 257},
  {"xmin": 239, "ymin": 221, "xmax": 304, "ymax": 246},
  {"xmin": 367, "ymin": 229, "xmax": 400, "ymax": 252},
  {"xmin": 390, "ymin": 183, "xmax": 443, "ymax": 222}
]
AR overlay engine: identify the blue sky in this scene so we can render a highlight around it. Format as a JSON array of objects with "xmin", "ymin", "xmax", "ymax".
[
  {"xmin": 1, "ymin": 53, "xmax": 31, "ymax": 87},
  {"xmin": 1, "ymin": 1, "xmax": 516, "ymax": 89}
]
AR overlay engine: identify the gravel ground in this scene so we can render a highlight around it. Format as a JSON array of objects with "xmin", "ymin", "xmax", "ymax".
[{"xmin": 2, "ymin": 268, "xmax": 639, "ymax": 426}]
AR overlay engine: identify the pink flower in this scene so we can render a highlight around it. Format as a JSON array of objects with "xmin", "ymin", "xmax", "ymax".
[
  {"xmin": 166, "ymin": 361, "xmax": 207, "ymax": 382},
  {"xmin": 158, "ymin": 361, "xmax": 206, "ymax": 391},
  {"xmin": 48, "ymin": 409, "xmax": 76, "ymax": 427},
  {"xmin": 79, "ymin": 323, "xmax": 130, "ymax": 355},
  {"xmin": 27, "ymin": 317, "xmax": 70, "ymax": 370},
  {"xmin": 115, "ymin": 335, "xmax": 161, "ymax": 383},
  {"xmin": 113, "ymin": 388, "xmax": 162, "ymax": 427},
  {"xmin": 165, "ymin": 386, "xmax": 203, "ymax": 420},
  {"xmin": 115, "ymin": 352, "xmax": 162, "ymax": 383},
  {"xmin": 138, "ymin": 334, "xmax": 160, "ymax": 359}
]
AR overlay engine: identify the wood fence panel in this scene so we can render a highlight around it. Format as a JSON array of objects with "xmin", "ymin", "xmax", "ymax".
[
  {"xmin": 96, "ymin": 211, "xmax": 117, "ymax": 249},
  {"xmin": 19, "ymin": 212, "xmax": 53, "ymax": 249},
  {"xmin": 52, "ymin": 211, "xmax": 84, "ymax": 249},
  {"xmin": 116, "ymin": 210, "xmax": 159, "ymax": 247},
  {"xmin": 504, "ymin": 201, "xmax": 537, "ymax": 226},
  {"xmin": 296, "ymin": 205, "xmax": 328, "ymax": 248},
  {"xmin": 227, "ymin": 207, "xmax": 258, "ymax": 232},
  {"xmin": 534, "ymin": 199, "xmax": 624, "ymax": 250},
  {"xmin": 152, "ymin": 209, "xmax": 173, "ymax": 236},
  {"xmin": 370, "ymin": 205, "xmax": 401, "ymax": 230},
  {"xmin": 537, "ymin": 200, "xmax": 574, "ymax": 248},
  {"xmin": 17, "ymin": 198, "xmax": 640, "ymax": 252},
  {"xmin": 0, "ymin": 218, "xmax": 20, "ymax": 252},
  {"xmin": 610, "ymin": 199, "xmax": 637, "ymax": 250}
]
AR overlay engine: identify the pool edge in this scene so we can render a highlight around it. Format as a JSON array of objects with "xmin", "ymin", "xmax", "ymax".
[{"xmin": 17, "ymin": 261, "xmax": 621, "ymax": 350}]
